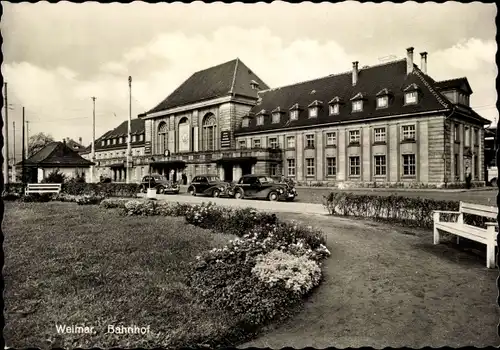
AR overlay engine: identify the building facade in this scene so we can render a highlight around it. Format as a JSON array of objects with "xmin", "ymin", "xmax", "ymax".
[
  {"xmin": 137, "ymin": 48, "xmax": 489, "ymax": 187},
  {"xmin": 81, "ymin": 119, "xmax": 148, "ymax": 182}
]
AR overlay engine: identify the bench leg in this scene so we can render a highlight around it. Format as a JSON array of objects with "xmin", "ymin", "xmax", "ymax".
[
  {"xmin": 433, "ymin": 213, "xmax": 440, "ymax": 245},
  {"xmin": 486, "ymin": 242, "xmax": 496, "ymax": 269}
]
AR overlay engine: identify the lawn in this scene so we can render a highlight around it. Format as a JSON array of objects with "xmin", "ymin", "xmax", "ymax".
[{"xmin": 3, "ymin": 202, "xmax": 237, "ymax": 348}]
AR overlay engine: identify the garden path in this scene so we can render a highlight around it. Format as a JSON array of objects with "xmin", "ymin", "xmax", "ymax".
[{"xmin": 137, "ymin": 194, "xmax": 499, "ymax": 347}]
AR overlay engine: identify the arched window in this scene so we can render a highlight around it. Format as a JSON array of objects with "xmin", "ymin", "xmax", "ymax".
[
  {"xmin": 157, "ymin": 121, "xmax": 168, "ymax": 155},
  {"xmin": 178, "ymin": 117, "xmax": 190, "ymax": 152},
  {"xmin": 203, "ymin": 114, "xmax": 217, "ymax": 151}
]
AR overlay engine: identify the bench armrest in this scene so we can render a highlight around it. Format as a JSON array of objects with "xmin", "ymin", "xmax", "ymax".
[{"xmin": 486, "ymin": 222, "xmax": 499, "ymax": 227}]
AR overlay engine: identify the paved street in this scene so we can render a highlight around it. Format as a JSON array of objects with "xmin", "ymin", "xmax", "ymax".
[{"xmin": 137, "ymin": 192, "xmax": 328, "ymax": 215}]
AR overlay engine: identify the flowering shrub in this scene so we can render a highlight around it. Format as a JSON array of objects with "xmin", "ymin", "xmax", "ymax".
[
  {"xmin": 99, "ymin": 198, "xmax": 131, "ymax": 209},
  {"xmin": 74, "ymin": 195, "xmax": 105, "ymax": 205},
  {"xmin": 252, "ymin": 250, "xmax": 322, "ymax": 295},
  {"xmin": 101, "ymin": 199, "xmax": 331, "ymax": 339}
]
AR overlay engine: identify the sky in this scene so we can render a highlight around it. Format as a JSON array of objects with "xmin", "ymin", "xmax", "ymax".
[{"xmin": 1, "ymin": 1, "xmax": 497, "ymax": 161}]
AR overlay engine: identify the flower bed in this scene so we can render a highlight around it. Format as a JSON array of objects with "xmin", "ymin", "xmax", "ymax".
[{"xmin": 101, "ymin": 199, "xmax": 330, "ymax": 347}]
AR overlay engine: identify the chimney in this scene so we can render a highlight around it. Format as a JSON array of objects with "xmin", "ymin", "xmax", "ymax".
[
  {"xmin": 420, "ymin": 51, "xmax": 428, "ymax": 74},
  {"xmin": 352, "ymin": 61, "xmax": 359, "ymax": 86},
  {"xmin": 406, "ymin": 47, "xmax": 414, "ymax": 75},
  {"xmin": 79, "ymin": 137, "xmax": 82, "ymax": 144}
]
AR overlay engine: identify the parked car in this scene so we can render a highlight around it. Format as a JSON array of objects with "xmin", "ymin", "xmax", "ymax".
[
  {"xmin": 139, "ymin": 174, "xmax": 180, "ymax": 194},
  {"xmin": 488, "ymin": 165, "xmax": 498, "ymax": 187},
  {"xmin": 187, "ymin": 174, "xmax": 235, "ymax": 197},
  {"xmin": 232, "ymin": 174, "xmax": 297, "ymax": 201}
]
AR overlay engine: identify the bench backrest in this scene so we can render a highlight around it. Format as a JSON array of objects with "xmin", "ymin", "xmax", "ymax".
[
  {"xmin": 460, "ymin": 201, "xmax": 498, "ymax": 220},
  {"xmin": 27, "ymin": 183, "xmax": 62, "ymax": 190}
]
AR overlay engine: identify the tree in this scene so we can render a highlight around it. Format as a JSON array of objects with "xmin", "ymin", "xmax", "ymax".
[{"xmin": 28, "ymin": 132, "xmax": 54, "ymax": 158}]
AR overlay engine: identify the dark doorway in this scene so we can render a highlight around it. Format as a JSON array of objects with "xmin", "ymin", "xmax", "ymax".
[
  {"xmin": 241, "ymin": 163, "xmax": 252, "ymax": 176},
  {"xmin": 223, "ymin": 164, "xmax": 233, "ymax": 182}
]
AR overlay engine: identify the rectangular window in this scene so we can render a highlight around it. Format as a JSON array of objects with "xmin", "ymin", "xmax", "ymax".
[
  {"xmin": 326, "ymin": 157, "xmax": 336, "ymax": 176},
  {"xmin": 253, "ymin": 139, "xmax": 261, "ymax": 148},
  {"xmin": 403, "ymin": 154, "xmax": 416, "ymax": 176},
  {"xmin": 405, "ymin": 91, "xmax": 418, "ymax": 104},
  {"xmin": 257, "ymin": 115, "xmax": 264, "ymax": 125},
  {"xmin": 269, "ymin": 137, "xmax": 278, "ymax": 149},
  {"xmin": 132, "ymin": 135, "xmax": 137, "ymax": 142},
  {"xmin": 377, "ymin": 96, "xmax": 388, "ymax": 108},
  {"xmin": 326, "ymin": 132, "xmax": 336, "ymax": 145},
  {"xmin": 402, "ymin": 125, "xmax": 416, "ymax": 140},
  {"xmin": 465, "ymin": 127, "xmax": 470, "ymax": 147},
  {"xmin": 374, "ymin": 127, "xmax": 386, "ymax": 143},
  {"xmin": 349, "ymin": 156, "xmax": 361, "ymax": 176},
  {"xmin": 349, "ymin": 130, "xmax": 361, "ymax": 144},
  {"xmin": 352, "ymin": 100, "xmax": 363, "ymax": 112},
  {"xmin": 242, "ymin": 118, "xmax": 249, "ymax": 127},
  {"xmin": 454, "ymin": 124, "xmax": 459, "ymax": 142},
  {"xmin": 290, "ymin": 110, "xmax": 298, "ymax": 120},
  {"xmin": 272, "ymin": 113, "xmax": 280, "ymax": 124},
  {"xmin": 474, "ymin": 128, "xmax": 479, "ymax": 145},
  {"xmin": 287, "ymin": 159, "xmax": 296, "ymax": 176},
  {"xmin": 306, "ymin": 134, "xmax": 315, "ymax": 148},
  {"xmin": 306, "ymin": 158, "xmax": 315, "ymax": 176},
  {"xmin": 329, "ymin": 104, "xmax": 339, "ymax": 115},
  {"xmin": 309, "ymin": 108, "xmax": 318, "ymax": 118},
  {"xmin": 270, "ymin": 164, "xmax": 278, "ymax": 176},
  {"xmin": 287, "ymin": 136, "xmax": 295, "ymax": 149},
  {"xmin": 139, "ymin": 134, "xmax": 144, "ymax": 141},
  {"xmin": 101, "ymin": 140, "xmax": 105, "ymax": 146},
  {"xmin": 374, "ymin": 155, "xmax": 387, "ymax": 176},
  {"xmin": 239, "ymin": 140, "xmax": 247, "ymax": 149},
  {"xmin": 454, "ymin": 154, "xmax": 459, "ymax": 178}
]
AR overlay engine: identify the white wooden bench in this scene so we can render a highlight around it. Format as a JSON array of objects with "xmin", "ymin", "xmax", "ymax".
[
  {"xmin": 433, "ymin": 201, "xmax": 498, "ymax": 268},
  {"xmin": 25, "ymin": 183, "xmax": 62, "ymax": 195}
]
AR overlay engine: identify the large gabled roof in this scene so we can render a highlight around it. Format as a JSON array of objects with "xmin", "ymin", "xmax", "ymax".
[
  {"xmin": 141, "ymin": 58, "xmax": 269, "ymax": 116},
  {"xmin": 18, "ymin": 141, "xmax": 94, "ymax": 167},
  {"xmin": 236, "ymin": 59, "xmax": 455, "ymax": 134}
]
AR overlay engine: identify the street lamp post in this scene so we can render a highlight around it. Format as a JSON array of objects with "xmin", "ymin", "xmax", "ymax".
[{"xmin": 127, "ymin": 76, "xmax": 132, "ymax": 184}]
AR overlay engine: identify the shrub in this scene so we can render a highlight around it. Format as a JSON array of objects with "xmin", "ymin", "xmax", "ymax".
[
  {"xmin": 252, "ymin": 249, "xmax": 322, "ymax": 295},
  {"xmin": 75, "ymin": 195, "xmax": 105, "ymax": 205},
  {"xmin": 323, "ymin": 192, "xmax": 488, "ymax": 229},
  {"xmin": 62, "ymin": 182, "xmax": 139, "ymax": 198},
  {"xmin": 42, "ymin": 170, "xmax": 67, "ymax": 184},
  {"xmin": 99, "ymin": 198, "xmax": 131, "ymax": 209},
  {"xmin": 21, "ymin": 193, "xmax": 53, "ymax": 202}
]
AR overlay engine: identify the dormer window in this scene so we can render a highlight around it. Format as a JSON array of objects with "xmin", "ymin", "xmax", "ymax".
[
  {"xmin": 112, "ymin": 138, "xmax": 117, "ymax": 145},
  {"xmin": 308, "ymin": 100, "xmax": 322, "ymax": 118},
  {"xmin": 403, "ymin": 83, "xmax": 421, "ymax": 105},
  {"xmin": 377, "ymin": 96, "xmax": 388, "ymax": 108},
  {"xmin": 272, "ymin": 113, "xmax": 280, "ymax": 124},
  {"xmin": 139, "ymin": 134, "xmax": 144, "ymax": 141},
  {"xmin": 101, "ymin": 140, "xmax": 105, "ymax": 146},
  {"xmin": 350, "ymin": 92, "xmax": 365, "ymax": 113},
  {"xmin": 250, "ymin": 80, "xmax": 260, "ymax": 90},
  {"xmin": 329, "ymin": 104, "xmax": 339, "ymax": 115},
  {"xmin": 289, "ymin": 103, "xmax": 302, "ymax": 121},
  {"xmin": 309, "ymin": 108, "xmax": 318, "ymax": 118},
  {"xmin": 257, "ymin": 115, "xmax": 264, "ymax": 125},
  {"xmin": 107, "ymin": 139, "xmax": 111, "ymax": 146},
  {"xmin": 352, "ymin": 100, "xmax": 363, "ymax": 112},
  {"xmin": 242, "ymin": 117, "xmax": 249, "ymax": 128},
  {"xmin": 405, "ymin": 91, "xmax": 418, "ymax": 104}
]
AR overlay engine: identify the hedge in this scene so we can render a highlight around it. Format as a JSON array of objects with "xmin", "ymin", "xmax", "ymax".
[
  {"xmin": 323, "ymin": 192, "xmax": 491, "ymax": 229},
  {"xmin": 3, "ymin": 182, "xmax": 139, "ymax": 199}
]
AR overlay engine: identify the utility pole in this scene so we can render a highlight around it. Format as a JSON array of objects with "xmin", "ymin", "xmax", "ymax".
[
  {"xmin": 91, "ymin": 97, "xmax": 96, "ymax": 183},
  {"xmin": 3, "ymin": 82, "xmax": 9, "ymax": 184},
  {"xmin": 21, "ymin": 107, "xmax": 25, "ymax": 186},
  {"xmin": 127, "ymin": 76, "xmax": 132, "ymax": 184},
  {"xmin": 25, "ymin": 120, "xmax": 29, "ymax": 158},
  {"xmin": 12, "ymin": 121, "xmax": 16, "ymax": 182}
]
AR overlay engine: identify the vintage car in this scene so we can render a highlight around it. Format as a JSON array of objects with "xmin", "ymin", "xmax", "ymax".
[
  {"xmin": 187, "ymin": 174, "xmax": 235, "ymax": 197},
  {"xmin": 232, "ymin": 174, "xmax": 297, "ymax": 201},
  {"xmin": 139, "ymin": 174, "xmax": 180, "ymax": 194}
]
